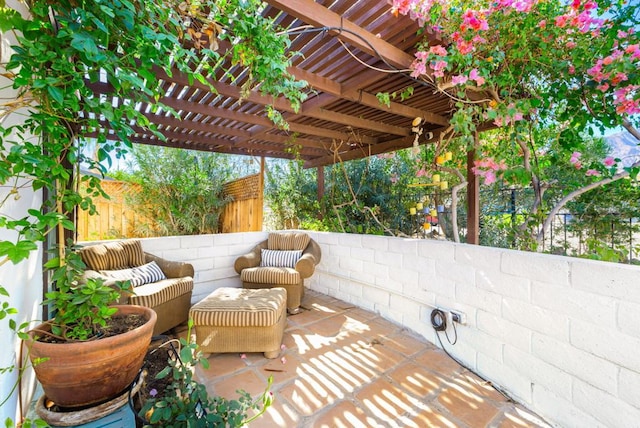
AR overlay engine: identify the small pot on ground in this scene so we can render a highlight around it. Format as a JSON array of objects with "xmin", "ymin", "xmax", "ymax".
[{"xmin": 28, "ymin": 305, "xmax": 157, "ymax": 409}]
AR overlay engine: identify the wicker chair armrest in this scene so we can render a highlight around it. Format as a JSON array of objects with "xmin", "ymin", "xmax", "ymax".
[
  {"xmin": 296, "ymin": 239, "xmax": 321, "ymax": 279},
  {"xmin": 234, "ymin": 240, "xmax": 268, "ymax": 273},
  {"xmin": 144, "ymin": 253, "xmax": 194, "ymax": 278}
]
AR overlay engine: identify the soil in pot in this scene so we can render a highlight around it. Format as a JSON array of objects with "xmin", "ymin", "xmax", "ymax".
[{"xmin": 36, "ymin": 313, "xmax": 147, "ymax": 344}]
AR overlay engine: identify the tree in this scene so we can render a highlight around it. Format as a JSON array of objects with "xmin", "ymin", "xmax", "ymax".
[
  {"xmin": 117, "ymin": 145, "xmax": 234, "ymax": 236},
  {"xmin": 393, "ymin": 0, "xmax": 640, "ymax": 249}
]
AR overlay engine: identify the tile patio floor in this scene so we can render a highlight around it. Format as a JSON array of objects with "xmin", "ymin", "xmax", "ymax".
[{"xmin": 185, "ymin": 290, "xmax": 551, "ymax": 428}]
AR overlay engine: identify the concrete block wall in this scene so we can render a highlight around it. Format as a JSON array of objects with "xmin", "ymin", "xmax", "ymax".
[
  {"xmin": 140, "ymin": 231, "xmax": 267, "ymax": 303},
  {"xmin": 305, "ymin": 231, "xmax": 640, "ymax": 428}
]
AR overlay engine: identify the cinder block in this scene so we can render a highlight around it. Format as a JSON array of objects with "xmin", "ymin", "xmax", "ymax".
[
  {"xmin": 388, "ymin": 266, "xmax": 419, "ymax": 286},
  {"xmin": 417, "ymin": 240, "xmax": 455, "ymax": 261},
  {"xmin": 198, "ymin": 245, "xmax": 228, "ymax": 258},
  {"xmin": 570, "ymin": 319, "xmax": 640, "ymax": 373},
  {"xmin": 618, "ymin": 301, "xmax": 640, "ymax": 337},
  {"xmin": 141, "ymin": 236, "xmax": 181, "ymax": 252},
  {"xmin": 350, "ymin": 269, "xmax": 375, "ymax": 286},
  {"xmin": 180, "ymin": 234, "xmax": 215, "ymax": 248},
  {"xmin": 211, "ymin": 233, "xmax": 243, "ymax": 246},
  {"xmin": 504, "ymin": 345, "xmax": 572, "ymax": 401},
  {"xmin": 435, "ymin": 260, "xmax": 475, "ymax": 286},
  {"xmin": 619, "ymin": 368, "xmax": 640, "ymax": 411},
  {"xmin": 402, "ymin": 253, "xmax": 436, "ymax": 275},
  {"xmin": 502, "ymin": 297, "xmax": 569, "ymax": 341},
  {"xmin": 388, "ymin": 237, "xmax": 418, "ymax": 255},
  {"xmin": 160, "ymin": 248, "xmax": 194, "ymax": 262},
  {"xmin": 364, "ymin": 286, "xmax": 390, "ymax": 308},
  {"xmin": 477, "ymin": 311, "xmax": 531, "ymax": 353},
  {"xmin": 501, "ymin": 250, "xmax": 570, "ymax": 286},
  {"xmin": 455, "ymin": 282, "xmax": 502, "ymax": 315},
  {"xmin": 373, "ymin": 250, "xmax": 403, "ymax": 268},
  {"xmin": 570, "ymin": 259, "xmax": 640, "ymax": 301},
  {"xmin": 362, "ymin": 261, "xmax": 389, "ymax": 281},
  {"xmin": 339, "ymin": 257, "xmax": 363, "ymax": 273},
  {"xmin": 477, "ymin": 353, "xmax": 533, "ymax": 403},
  {"xmin": 475, "ymin": 268, "xmax": 531, "ymax": 301},
  {"xmin": 573, "ymin": 379, "xmax": 640, "ymax": 428},
  {"xmin": 390, "ymin": 294, "xmax": 421, "ymax": 320},
  {"xmin": 459, "ymin": 328, "xmax": 503, "ymax": 362},
  {"xmin": 425, "ymin": 275, "xmax": 456, "ymax": 299},
  {"xmin": 350, "ymin": 247, "xmax": 374, "ymax": 262},
  {"xmin": 532, "ymin": 333, "xmax": 618, "ymax": 394},
  {"xmin": 532, "ymin": 385, "xmax": 603, "ymax": 428},
  {"xmin": 339, "ymin": 233, "xmax": 361, "ymax": 248},
  {"xmin": 532, "ymin": 281, "xmax": 617, "ymax": 328},
  {"xmin": 361, "ymin": 234, "xmax": 389, "ymax": 251},
  {"xmin": 455, "ymin": 244, "xmax": 502, "ymax": 271}
]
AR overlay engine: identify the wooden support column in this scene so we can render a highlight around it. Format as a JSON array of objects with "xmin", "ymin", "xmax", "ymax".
[
  {"xmin": 317, "ymin": 165, "xmax": 324, "ymax": 219},
  {"xmin": 466, "ymin": 133, "xmax": 480, "ymax": 244}
]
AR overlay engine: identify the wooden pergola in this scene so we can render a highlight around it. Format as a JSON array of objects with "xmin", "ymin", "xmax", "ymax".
[{"xmin": 87, "ymin": 0, "xmax": 481, "ymax": 243}]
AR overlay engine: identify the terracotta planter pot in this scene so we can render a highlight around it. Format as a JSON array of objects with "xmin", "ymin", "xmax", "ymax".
[{"xmin": 28, "ymin": 305, "xmax": 157, "ymax": 409}]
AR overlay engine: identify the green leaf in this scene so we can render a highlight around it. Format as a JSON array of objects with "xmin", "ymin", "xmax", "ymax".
[{"xmin": 47, "ymin": 86, "xmax": 64, "ymax": 105}]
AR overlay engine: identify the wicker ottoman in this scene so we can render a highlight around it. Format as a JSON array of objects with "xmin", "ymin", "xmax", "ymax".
[{"xmin": 189, "ymin": 287, "xmax": 287, "ymax": 359}]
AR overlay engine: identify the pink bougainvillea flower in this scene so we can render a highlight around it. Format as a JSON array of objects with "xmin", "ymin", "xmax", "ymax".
[
  {"xmin": 281, "ymin": 356, "xmax": 287, "ymax": 364},
  {"xmin": 570, "ymin": 151, "xmax": 582, "ymax": 163},
  {"xmin": 469, "ymin": 68, "xmax": 485, "ymax": 85},
  {"xmin": 484, "ymin": 170, "xmax": 497, "ymax": 185},
  {"xmin": 281, "ymin": 344, "xmax": 287, "ymax": 350},
  {"xmin": 429, "ymin": 44, "xmax": 448, "ymax": 56},
  {"xmin": 538, "ymin": 19, "xmax": 547, "ymax": 28},
  {"xmin": 597, "ymin": 83, "xmax": 609, "ymax": 92},
  {"xmin": 240, "ymin": 353, "xmax": 247, "ymax": 359},
  {"xmin": 416, "ymin": 168, "xmax": 427, "ymax": 177},
  {"xmin": 451, "ymin": 74, "xmax": 469, "ymax": 85},
  {"xmin": 574, "ymin": 161, "xmax": 582, "ymax": 169},
  {"xmin": 566, "ymin": 41, "xmax": 577, "ymax": 49},
  {"xmin": 585, "ymin": 169, "xmax": 601, "ymax": 176},
  {"xmin": 603, "ymin": 156, "xmax": 615, "ymax": 166}
]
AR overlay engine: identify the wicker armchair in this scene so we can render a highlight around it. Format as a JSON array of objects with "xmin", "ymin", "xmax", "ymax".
[
  {"xmin": 78, "ymin": 239, "xmax": 194, "ymax": 335},
  {"xmin": 234, "ymin": 232, "xmax": 321, "ymax": 313}
]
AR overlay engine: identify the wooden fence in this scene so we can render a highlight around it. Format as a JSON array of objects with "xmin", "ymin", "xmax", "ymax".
[
  {"xmin": 219, "ymin": 172, "xmax": 264, "ymax": 233},
  {"xmin": 76, "ymin": 181, "xmax": 151, "ymax": 241}
]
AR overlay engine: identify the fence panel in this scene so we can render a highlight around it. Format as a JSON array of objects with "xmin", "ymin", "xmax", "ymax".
[{"xmin": 219, "ymin": 173, "xmax": 263, "ymax": 233}]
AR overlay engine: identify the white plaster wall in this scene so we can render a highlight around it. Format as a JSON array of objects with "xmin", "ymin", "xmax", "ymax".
[
  {"xmin": 305, "ymin": 231, "xmax": 640, "ymax": 428},
  {"xmin": 0, "ymin": 2, "xmax": 42, "ymax": 423}
]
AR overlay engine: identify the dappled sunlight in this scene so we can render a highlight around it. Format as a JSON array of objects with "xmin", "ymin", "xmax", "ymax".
[{"xmin": 191, "ymin": 290, "xmax": 549, "ymax": 426}]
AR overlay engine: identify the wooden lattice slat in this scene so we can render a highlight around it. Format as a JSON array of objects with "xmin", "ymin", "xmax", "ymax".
[{"xmin": 223, "ymin": 173, "xmax": 261, "ymax": 201}]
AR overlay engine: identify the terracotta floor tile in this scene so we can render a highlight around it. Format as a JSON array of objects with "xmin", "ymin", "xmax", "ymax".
[
  {"xmin": 289, "ymin": 305, "xmax": 338, "ymax": 327},
  {"xmin": 355, "ymin": 378, "xmax": 425, "ymax": 427},
  {"xmin": 414, "ymin": 347, "xmax": 466, "ymax": 377},
  {"xmin": 388, "ymin": 362, "xmax": 444, "ymax": 398},
  {"xmin": 209, "ymin": 369, "xmax": 270, "ymax": 400},
  {"xmin": 307, "ymin": 313, "xmax": 353, "ymax": 337},
  {"xmin": 261, "ymin": 352, "xmax": 302, "ymax": 387},
  {"xmin": 405, "ymin": 405, "xmax": 461, "ymax": 428},
  {"xmin": 199, "ymin": 352, "xmax": 249, "ymax": 377},
  {"xmin": 278, "ymin": 367, "xmax": 345, "ymax": 417},
  {"xmin": 382, "ymin": 330, "xmax": 433, "ymax": 357},
  {"xmin": 250, "ymin": 398, "xmax": 302, "ymax": 428},
  {"xmin": 339, "ymin": 336, "xmax": 405, "ymax": 374},
  {"xmin": 362, "ymin": 316, "xmax": 402, "ymax": 338},
  {"xmin": 311, "ymin": 400, "xmax": 383, "ymax": 428},
  {"xmin": 437, "ymin": 384, "xmax": 502, "ymax": 427}
]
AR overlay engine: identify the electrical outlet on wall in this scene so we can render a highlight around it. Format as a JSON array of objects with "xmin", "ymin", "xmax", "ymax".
[{"xmin": 450, "ymin": 310, "xmax": 467, "ymax": 325}]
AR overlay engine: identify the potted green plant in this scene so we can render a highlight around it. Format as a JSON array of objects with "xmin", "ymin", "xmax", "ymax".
[
  {"xmin": 135, "ymin": 323, "xmax": 273, "ymax": 427},
  {"xmin": 0, "ymin": 0, "xmax": 304, "ymax": 424},
  {"xmin": 27, "ymin": 250, "xmax": 157, "ymax": 409}
]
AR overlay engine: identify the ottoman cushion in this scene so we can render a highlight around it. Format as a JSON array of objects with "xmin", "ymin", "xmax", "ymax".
[{"xmin": 190, "ymin": 287, "xmax": 287, "ymax": 327}]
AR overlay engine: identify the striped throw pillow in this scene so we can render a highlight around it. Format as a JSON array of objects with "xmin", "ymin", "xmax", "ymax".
[
  {"xmin": 135, "ymin": 261, "xmax": 167, "ymax": 284},
  {"xmin": 100, "ymin": 261, "xmax": 166, "ymax": 287},
  {"xmin": 260, "ymin": 249, "xmax": 302, "ymax": 268}
]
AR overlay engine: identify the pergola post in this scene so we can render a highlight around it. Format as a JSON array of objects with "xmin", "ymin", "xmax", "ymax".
[
  {"xmin": 317, "ymin": 165, "xmax": 324, "ymax": 219},
  {"xmin": 466, "ymin": 132, "xmax": 480, "ymax": 244}
]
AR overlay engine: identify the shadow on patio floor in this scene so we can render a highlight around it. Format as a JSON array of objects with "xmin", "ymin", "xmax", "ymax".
[{"xmin": 175, "ymin": 290, "xmax": 550, "ymax": 428}]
